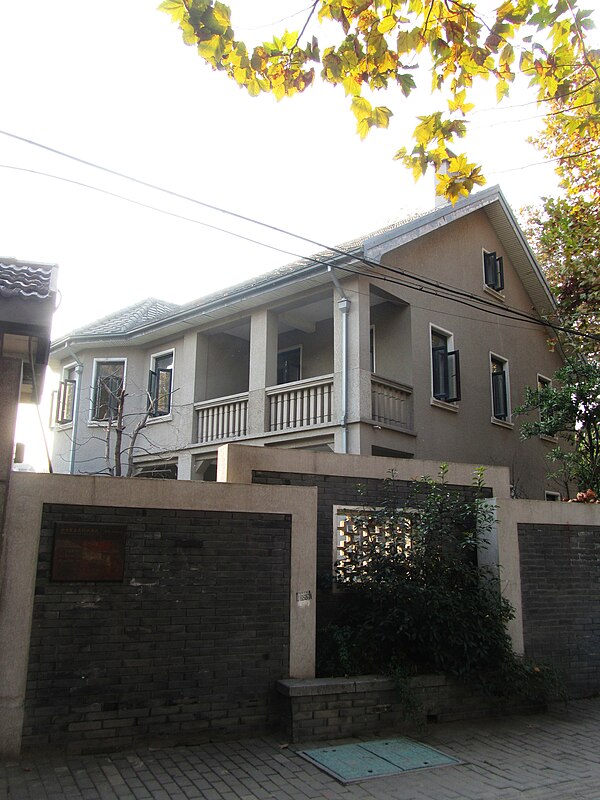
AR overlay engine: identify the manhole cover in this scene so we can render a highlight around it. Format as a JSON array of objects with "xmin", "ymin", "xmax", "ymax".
[{"xmin": 299, "ymin": 737, "xmax": 460, "ymax": 783}]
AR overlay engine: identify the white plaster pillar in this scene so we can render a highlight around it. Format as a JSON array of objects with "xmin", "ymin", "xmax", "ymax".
[
  {"xmin": 181, "ymin": 332, "xmax": 209, "ymax": 444},
  {"xmin": 247, "ymin": 309, "xmax": 278, "ymax": 436},
  {"xmin": 333, "ymin": 275, "xmax": 371, "ymax": 454},
  {"xmin": 177, "ymin": 451, "xmax": 194, "ymax": 481}
]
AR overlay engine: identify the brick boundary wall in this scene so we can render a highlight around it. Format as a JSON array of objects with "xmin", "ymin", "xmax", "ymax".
[
  {"xmin": 277, "ymin": 676, "xmax": 535, "ymax": 743},
  {"xmin": 251, "ymin": 470, "xmax": 492, "ymax": 641},
  {"xmin": 22, "ymin": 503, "xmax": 291, "ymax": 754},
  {"xmin": 519, "ymin": 522, "xmax": 600, "ymax": 698}
]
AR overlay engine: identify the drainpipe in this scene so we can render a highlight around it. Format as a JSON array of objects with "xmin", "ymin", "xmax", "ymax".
[
  {"xmin": 66, "ymin": 348, "xmax": 83, "ymax": 475},
  {"xmin": 328, "ymin": 267, "xmax": 350, "ymax": 454}
]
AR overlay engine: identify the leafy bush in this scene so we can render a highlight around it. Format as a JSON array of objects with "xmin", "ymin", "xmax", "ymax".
[{"xmin": 318, "ymin": 466, "xmax": 563, "ymax": 704}]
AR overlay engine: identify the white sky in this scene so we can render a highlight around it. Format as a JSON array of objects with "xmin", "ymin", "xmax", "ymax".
[{"xmin": 2, "ymin": 0, "xmax": 598, "ymax": 467}]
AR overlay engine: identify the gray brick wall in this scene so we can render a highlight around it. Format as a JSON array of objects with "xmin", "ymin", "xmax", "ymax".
[
  {"xmin": 277, "ymin": 675, "xmax": 532, "ymax": 742},
  {"xmin": 519, "ymin": 522, "xmax": 600, "ymax": 697},
  {"xmin": 252, "ymin": 470, "xmax": 491, "ymax": 635},
  {"xmin": 23, "ymin": 504, "xmax": 291, "ymax": 754}
]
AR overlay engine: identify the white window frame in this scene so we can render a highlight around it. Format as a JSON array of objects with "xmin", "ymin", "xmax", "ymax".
[
  {"xmin": 482, "ymin": 248, "xmax": 505, "ymax": 297},
  {"xmin": 54, "ymin": 361, "xmax": 78, "ymax": 427},
  {"xmin": 147, "ymin": 348, "xmax": 174, "ymax": 422},
  {"xmin": 490, "ymin": 353, "xmax": 512, "ymax": 427},
  {"xmin": 429, "ymin": 324, "xmax": 460, "ymax": 411},
  {"xmin": 89, "ymin": 357, "xmax": 127, "ymax": 424}
]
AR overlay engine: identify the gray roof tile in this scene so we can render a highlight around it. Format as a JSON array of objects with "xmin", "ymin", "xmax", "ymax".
[
  {"xmin": 0, "ymin": 258, "xmax": 56, "ymax": 300},
  {"xmin": 70, "ymin": 297, "xmax": 182, "ymax": 337}
]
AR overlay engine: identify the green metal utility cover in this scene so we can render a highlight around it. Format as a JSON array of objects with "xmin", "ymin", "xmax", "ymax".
[{"xmin": 300, "ymin": 737, "xmax": 460, "ymax": 783}]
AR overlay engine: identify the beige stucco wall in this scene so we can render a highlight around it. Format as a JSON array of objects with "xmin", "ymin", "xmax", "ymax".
[
  {"xmin": 357, "ymin": 209, "xmax": 564, "ymax": 498},
  {"xmin": 217, "ymin": 442, "xmax": 513, "ymax": 497},
  {"xmin": 0, "ymin": 472, "xmax": 317, "ymax": 757}
]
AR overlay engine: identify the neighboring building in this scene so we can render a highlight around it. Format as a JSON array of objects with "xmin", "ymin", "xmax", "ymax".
[
  {"xmin": 49, "ymin": 186, "xmax": 564, "ymax": 498},
  {"xmin": 0, "ymin": 257, "xmax": 58, "ymax": 531}
]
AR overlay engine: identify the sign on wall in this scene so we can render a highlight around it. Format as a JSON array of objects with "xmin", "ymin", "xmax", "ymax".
[{"xmin": 51, "ymin": 522, "xmax": 126, "ymax": 582}]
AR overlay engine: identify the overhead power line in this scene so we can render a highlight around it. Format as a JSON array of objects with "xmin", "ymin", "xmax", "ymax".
[{"xmin": 1, "ymin": 129, "xmax": 598, "ymax": 346}]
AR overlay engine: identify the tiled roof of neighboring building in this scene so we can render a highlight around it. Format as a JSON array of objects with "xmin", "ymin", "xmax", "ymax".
[
  {"xmin": 70, "ymin": 297, "xmax": 182, "ymax": 337},
  {"xmin": 0, "ymin": 258, "xmax": 57, "ymax": 300}
]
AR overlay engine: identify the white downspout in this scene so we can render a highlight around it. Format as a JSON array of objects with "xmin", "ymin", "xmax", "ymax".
[
  {"xmin": 328, "ymin": 267, "xmax": 350, "ymax": 454},
  {"xmin": 66, "ymin": 349, "xmax": 83, "ymax": 475}
]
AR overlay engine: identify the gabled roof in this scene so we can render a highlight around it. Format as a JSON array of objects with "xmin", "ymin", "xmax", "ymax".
[
  {"xmin": 0, "ymin": 257, "xmax": 58, "ymax": 300},
  {"xmin": 51, "ymin": 185, "xmax": 556, "ymax": 352},
  {"xmin": 363, "ymin": 184, "xmax": 556, "ymax": 317}
]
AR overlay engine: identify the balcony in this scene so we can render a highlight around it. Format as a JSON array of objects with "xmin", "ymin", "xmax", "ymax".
[
  {"xmin": 371, "ymin": 376, "xmax": 413, "ymax": 431},
  {"xmin": 195, "ymin": 392, "xmax": 248, "ymax": 444},
  {"xmin": 194, "ymin": 375, "xmax": 334, "ymax": 445},
  {"xmin": 267, "ymin": 375, "xmax": 333, "ymax": 432}
]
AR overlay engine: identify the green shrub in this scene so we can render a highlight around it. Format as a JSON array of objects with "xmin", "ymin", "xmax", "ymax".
[{"xmin": 318, "ymin": 466, "xmax": 564, "ymax": 704}]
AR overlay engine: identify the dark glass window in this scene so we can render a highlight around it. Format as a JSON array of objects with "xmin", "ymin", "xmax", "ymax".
[
  {"xmin": 277, "ymin": 347, "xmax": 301, "ymax": 384},
  {"xmin": 491, "ymin": 357, "xmax": 509, "ymax": 420},
  {"xmin": 431, "ymin": 331, "xmax": 461, "ymax": 403},
  {"xmin": 148, "ymin": 352, "xmax": 173, "ymax": 417},
  {"xmin": 484, "ymin": 251, "xmax": 504, "ymax": 292}
]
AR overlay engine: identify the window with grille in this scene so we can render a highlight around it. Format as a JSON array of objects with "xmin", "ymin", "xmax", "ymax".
[
  {"xmin": 334, "ymin": 507, "xmax": 412, "ymax": 578},
  {"xmin": 91, "ymin": 360, "xmax": 125, "ymax": 421}
]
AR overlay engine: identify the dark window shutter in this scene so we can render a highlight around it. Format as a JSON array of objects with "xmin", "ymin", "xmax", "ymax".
[
  {"xmin": 495, "ymin": 256, "xmax": 504, "ymax": 291},
  {"xmin": 446, "ymin": 350, "xmax": 461, "ymax": 402},
  {"xmin": 484, "ymin": 251, "xmax": 497, "ymax": 287}
]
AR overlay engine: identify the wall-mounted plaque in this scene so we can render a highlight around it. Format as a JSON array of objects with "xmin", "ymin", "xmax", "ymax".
[{"xmin": 51, "ymin": 523, "xmax": 126, "ymax": 582}]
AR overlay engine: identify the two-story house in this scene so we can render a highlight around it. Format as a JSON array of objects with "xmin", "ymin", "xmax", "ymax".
[{"xmin": 49, "ymin": 186, "xmax": 565, "ymax": 498}]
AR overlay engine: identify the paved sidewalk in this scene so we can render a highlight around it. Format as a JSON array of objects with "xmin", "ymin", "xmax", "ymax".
[{"xmin": 3, "ymin": 698, "xmax": 600, "ymax": 799}]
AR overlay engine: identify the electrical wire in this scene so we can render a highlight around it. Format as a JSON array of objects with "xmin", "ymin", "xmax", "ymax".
[{"xmin": 2, "ymin": 129, "xmax": 598, "ymax": 346}]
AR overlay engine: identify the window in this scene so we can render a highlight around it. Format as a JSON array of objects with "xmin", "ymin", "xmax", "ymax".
[
  {"xmin": 334, "ymin": 506, "xmax": 412, "ymax": 576},
  {"xmin": 148, "ymin": 351, "xmax": 173, "ymax": 417},
  {"xmin": 431, "ymin": 328, "xmax": 461, "ymax": 403},
  {"xmin": 56, "ymin": 364, "xmax": 77, "ymax": 425},
  {"xmin": 545, "ymin": 491, "xmax": 561, "ymax": 501},
  {"xmin": 490, "ymin": 355, "xmax": 510, "ymax": 421},
  {"xmin": 91, "ymin": 360, "xmax": 125, "ymax": 421},
  {"xmin": 277, "ymin": 346, "xmax": 301, "ymax": 384},
  {"xmin": 483, "ymin": 250, "xmax": 504, "ymax": 292}
]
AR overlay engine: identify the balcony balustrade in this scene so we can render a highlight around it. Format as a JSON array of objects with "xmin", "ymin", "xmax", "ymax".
[
  {"xmin": 371, "ymin": 376, "xmax": 413, "ymax": 430},
  {"xmin": 267, "ymin": 375, "xmax": 333, "ymax": 432},
  {"xmin": 195, "ymin": 392, "xmax": 248, "ymax": 443}
]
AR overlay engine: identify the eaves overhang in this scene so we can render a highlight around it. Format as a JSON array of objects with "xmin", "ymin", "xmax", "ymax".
[
  {"xmin": 50, "ymin": 257, "xmax": 350, "ymax": 358},
  {"xmin": 363, "ymin": 185, "xmax": 557, "ymax": 320}
]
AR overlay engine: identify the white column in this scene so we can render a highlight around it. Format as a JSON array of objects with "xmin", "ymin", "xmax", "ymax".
[
  {"xmin": 333, "ymin": 275, "xmax": 371, "ymax": 454},
  {"xmin": 247, "ymin": 309, "xmax": 278, "ymax": 436}
]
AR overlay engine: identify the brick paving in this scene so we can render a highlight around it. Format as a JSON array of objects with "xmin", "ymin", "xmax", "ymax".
[{"xmin": 3, "ymin": 698, "xmax": 600, "ymax": 799}]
